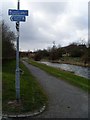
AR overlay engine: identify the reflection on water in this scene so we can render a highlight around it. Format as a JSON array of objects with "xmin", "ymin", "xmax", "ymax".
[{"xmin": 40, "ymin": 61, "xmax": 90, "ymax": 79}]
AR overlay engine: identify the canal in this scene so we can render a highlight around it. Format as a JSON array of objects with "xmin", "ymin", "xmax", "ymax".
[{"xmin": 40, "ymin": 61, "xmax": 90, "ymax": 79}]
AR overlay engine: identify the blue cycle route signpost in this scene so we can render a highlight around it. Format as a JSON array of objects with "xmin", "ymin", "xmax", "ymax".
[
  {"xmin": 10, "ymin": 15, "xmax": 26, "ymax": 22},
  {"xmin": 8, "ymin": 0, "xmax": 28, "ymax": 103}
]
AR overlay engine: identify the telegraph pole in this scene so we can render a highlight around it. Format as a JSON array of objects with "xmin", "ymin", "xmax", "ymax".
[{"xmin": 16, "ymin": 0, "xmax": 20, "ymax": 102}]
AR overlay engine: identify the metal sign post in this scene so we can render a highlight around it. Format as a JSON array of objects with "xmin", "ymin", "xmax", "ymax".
[
  {"xmin": 8, "ymin": 0, "xmax": 28, "ymax": 102},
  {"xmin": 15, "ymin": 0, "xmax": 20, "ymax": 102}
]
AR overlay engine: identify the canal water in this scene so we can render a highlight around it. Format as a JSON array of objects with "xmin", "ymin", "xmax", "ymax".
[{"xmin": 40, "ymin": 61, "xmax": 90, "ymax": 79}]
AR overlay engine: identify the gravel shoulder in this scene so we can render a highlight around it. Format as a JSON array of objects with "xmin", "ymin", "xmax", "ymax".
[{"xmin": 22, "ymin": 61, "xmax": 88, "ymax": 118}]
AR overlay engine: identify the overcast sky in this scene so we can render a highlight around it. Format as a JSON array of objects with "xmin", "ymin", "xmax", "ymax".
[{"xmin": 2, "ymin": 0, "xmax": 89, "ymax": 51}]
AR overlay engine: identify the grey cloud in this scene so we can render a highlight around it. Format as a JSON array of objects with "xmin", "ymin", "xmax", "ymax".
[
  {"xmin": 72, "ymin": 15, "xmax": 88, "ymax": 30},
  {"xmin": 2, "ymin": 1, "xmax": 88, "ymax": 51},
  {"xmin": 30, "ymin": 2, "xmax": 68, "ymax": 15}
]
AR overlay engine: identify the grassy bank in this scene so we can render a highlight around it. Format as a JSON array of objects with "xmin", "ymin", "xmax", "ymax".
[
  {"xmin": 2, "ymin": 60, "xmax": 47, "ymax": 115},
  {"xmin": 29, "ymin": 60, "xmax": 90, "ymax": 92}
]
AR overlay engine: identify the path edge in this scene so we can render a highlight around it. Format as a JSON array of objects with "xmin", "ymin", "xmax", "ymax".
[{"xmin": 2, "ymin": 104, "xmax": 46, "ymax": 119}]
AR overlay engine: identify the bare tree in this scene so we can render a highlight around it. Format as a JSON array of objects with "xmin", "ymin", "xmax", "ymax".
[{"xmin": 2, "ymin": 21, "xmax": 16, "ymax": 59}]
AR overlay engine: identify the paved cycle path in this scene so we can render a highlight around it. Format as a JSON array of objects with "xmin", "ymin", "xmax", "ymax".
[{"xmin": 23, "ymin": 61, "xmax": 88, "ymax": 118}]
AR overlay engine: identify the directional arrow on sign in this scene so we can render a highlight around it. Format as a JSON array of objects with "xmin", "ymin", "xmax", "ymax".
[{"xmin": 10, "ymin": 15, "xmax": 26, "ymax": 22}]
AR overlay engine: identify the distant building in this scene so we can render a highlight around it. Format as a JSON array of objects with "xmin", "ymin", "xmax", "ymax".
[{"xmin": 20, "ymin": 51, "xmax": 35, "ymax": 58}]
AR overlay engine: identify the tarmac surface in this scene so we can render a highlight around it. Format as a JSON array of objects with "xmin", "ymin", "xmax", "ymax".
[{"xmin": 3, "ymin": 60, "xmax": 89, "ymax": 119}]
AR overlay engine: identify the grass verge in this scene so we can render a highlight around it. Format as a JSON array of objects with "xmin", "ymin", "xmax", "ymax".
[
  {"xmin": 29, "ymin": 59, "xmax": 90, "ymax": 92},
  {"xmin": 2, "ymin": 59, "xmax": 47, "ymax": 115}
]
